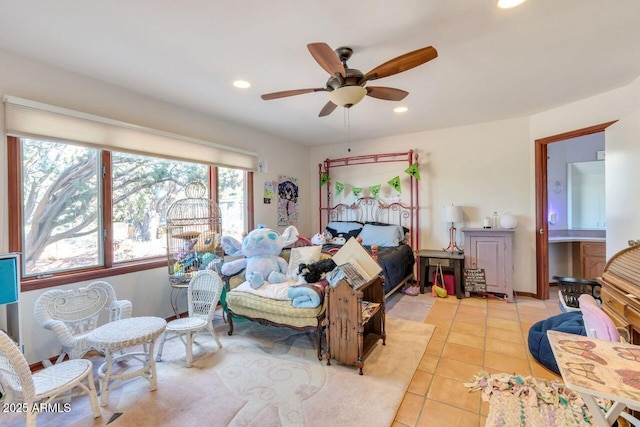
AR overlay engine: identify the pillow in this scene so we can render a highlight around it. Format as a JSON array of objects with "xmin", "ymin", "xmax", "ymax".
[
  {"xmin": 285, "ymin": 245, "xmax": 322, "ymax": 279},
  {"xmin": 358, "ymin": 224, "xmax": 404, "ymax": 247},
  {"xmin": 365, "ymin": 221, "xmax": 410, "ymax": 236},
  {"xmin": 326, "ymin": 221, "xmax": 363, "ymax": 234},
  {"xmin": 579, "ymin": 294, "xmax": 620, "ymax": 341},
  {"xmin": 325, "ymin": 226, "xmax": 361, "ymax": 241}
]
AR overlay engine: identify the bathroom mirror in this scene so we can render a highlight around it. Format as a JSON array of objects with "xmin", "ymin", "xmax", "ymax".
[{"xmin": 567, "ymin": 161, "xmax": 605, "ymax": 230}]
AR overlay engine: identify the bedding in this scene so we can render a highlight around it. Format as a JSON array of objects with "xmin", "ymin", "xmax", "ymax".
[
  {"xmin": 358, "ymin": 223, "xmax": 404, "ymax": 247},
  {"xmin": 232, "ymin": 279, "xmax": 295, "ymax": 300},
  {"xmin": 287, "ymin": 279, "xmax": 329, "ymax": 308},
  {"xmin": 322, "ymin": 239, "xmax": 414, "ymax": 295}
]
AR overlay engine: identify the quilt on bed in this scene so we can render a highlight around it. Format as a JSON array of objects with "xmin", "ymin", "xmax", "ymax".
[{"xmin": 322, "ymin": 242, "xmax": 414, "ymax": 294}]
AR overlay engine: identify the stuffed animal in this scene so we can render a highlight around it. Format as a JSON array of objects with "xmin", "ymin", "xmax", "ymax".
[
  {"xmin": 298, "ymin": 258, "xmax": 337, "ymax": 284},
  {"xmin": 195, "ymin": 230, "xmax": 218, "ymax": 253},
  {"xmin": 221, "ymin": 226, "xmax": 299, "ymax": 289},
  {"xmin": 310, "ymin": 232, "xmax": 327, "ymax": 245}
]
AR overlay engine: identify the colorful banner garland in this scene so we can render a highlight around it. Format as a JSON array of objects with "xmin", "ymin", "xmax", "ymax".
[
  {"xmin": 387, "ymin": 176, "xmax": 401, "ymax": 193},
  {"xmin": 369, "ymin": 184, "xmax": 381, "ymax": 199},
  {"xmin": 320, "ymin": 163, "xmax": 420, "ymax": 199},
  {"xmin": 405, "ymin": 163, "xmax": 421, "ymax": 180},
  {"xmin": 319, "ymin": 172, "xmax": 330, "ymax": 187}
]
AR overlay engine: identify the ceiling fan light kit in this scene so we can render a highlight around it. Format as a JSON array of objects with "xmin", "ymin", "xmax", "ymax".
[
  {"xmin": 261, "ymin": 42, "xmax": 437, "ymax": 117},
  {"xmin": 329, "ymin": 86, "xmax": 367, "ymax": 107}
]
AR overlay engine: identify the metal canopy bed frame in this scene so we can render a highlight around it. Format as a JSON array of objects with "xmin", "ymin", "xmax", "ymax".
[{"xmin": 318, "ymin": 150, "xmax": 420, "ymax": 296}]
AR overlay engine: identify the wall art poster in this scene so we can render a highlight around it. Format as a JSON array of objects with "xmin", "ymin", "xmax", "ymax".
[
  {"xmin": 264, "ymin": 181, "xmax": 276, "ymax": 204},
  {"xmin": 278, "ymin": 175, "xmax": 299, "ymax": 226}
]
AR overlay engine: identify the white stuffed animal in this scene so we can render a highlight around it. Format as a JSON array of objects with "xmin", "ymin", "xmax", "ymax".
[{"xmin": 310, "ymin": 232, "xmax": 327, "ymax": 245}]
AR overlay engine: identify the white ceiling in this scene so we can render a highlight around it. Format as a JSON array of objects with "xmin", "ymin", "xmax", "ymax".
[{"xmin": 1, "ymin": 0, "xmax": 639, "ymax": 146}]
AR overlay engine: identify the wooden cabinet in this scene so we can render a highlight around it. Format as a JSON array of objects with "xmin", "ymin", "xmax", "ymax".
[
  {"xmin": 325, "ymin": 276, "xmax": 385, "ymax": 375},
  {"xmin": 598, "ymin": 245, "xmax": 640, "ymax": 345},
  {"xmin": 462, "ymin": 228, "xmax": 514, "ymax": 302},
  {"xmin": 572, "ymin": 241, "xmax": 606, "ymax": 279}
]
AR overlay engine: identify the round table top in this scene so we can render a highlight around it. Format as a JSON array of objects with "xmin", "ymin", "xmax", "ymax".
[{"xmin": 87, "ymin": 316, "xmax": 167, "ymax": 350}]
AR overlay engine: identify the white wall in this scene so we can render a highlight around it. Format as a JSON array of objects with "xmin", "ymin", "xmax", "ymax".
[
  {"xmin": 310, "ymin": 117, "xmax": 535, "ymax": 295},
  {"xmin": 530, "ymin": 75, "xmax": 640, "ymax": 259},
  {"xmin": 606, "ymin": 107, "xmax": 640, "ymax": 257},
  {"xmin": 311, "ymin": 75, "xmax": 640, "ymax": 302},
  {"xmin": 0, "ymin": 48, "xmax": 312, "ymax": 363}
]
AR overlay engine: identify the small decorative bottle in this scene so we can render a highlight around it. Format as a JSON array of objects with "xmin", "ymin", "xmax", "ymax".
[{"xmin": 492, "ymin": 211, "xmax": 499, "ymax": 229}]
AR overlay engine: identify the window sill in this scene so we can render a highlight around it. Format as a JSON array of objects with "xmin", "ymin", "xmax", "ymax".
[{"xmin": 21, "ymin": 259, "xmax": 167, "ymax": 292}]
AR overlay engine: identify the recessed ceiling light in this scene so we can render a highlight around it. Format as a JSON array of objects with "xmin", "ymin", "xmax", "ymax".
[
  {"xmin": 497, "ymin": 0, "xmax": 526, "ymax": 9},
  {"xmin": 394, "ymin": 106, "xmax": 409, "ymax": 113},
  {"xmin": 233, "ymin": 80, "xmax": 251, "ymax": 89}
]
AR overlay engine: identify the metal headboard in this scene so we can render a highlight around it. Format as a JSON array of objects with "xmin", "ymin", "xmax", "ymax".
[{"xmin": 318, "ymin": 151, "xmax": 419, "ymax": 250}]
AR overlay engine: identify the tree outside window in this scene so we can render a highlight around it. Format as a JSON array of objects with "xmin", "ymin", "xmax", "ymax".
[{"xmin": 18, "ymin": 138, "xmax": 225, "ymax": 277}]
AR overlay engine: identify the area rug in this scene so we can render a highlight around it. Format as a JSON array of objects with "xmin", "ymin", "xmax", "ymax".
[
  {"xmin": 464, "ymin": 371, "xmax": 612, "ymax": 426},
  {"xmin": 2, "ymin": 317, "xmax": 433, "ymax": 427}
]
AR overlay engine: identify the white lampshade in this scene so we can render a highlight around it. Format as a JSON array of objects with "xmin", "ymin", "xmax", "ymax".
[
  {"xmin": 329, "ymin": 86, "xmax": 367, "ymax": 107},
  {"xmin": 442, "ymin": 205, "xmax": 463, "ymax": 223}
]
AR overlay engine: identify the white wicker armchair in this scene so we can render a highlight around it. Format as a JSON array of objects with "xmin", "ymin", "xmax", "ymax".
[
  {"xmin": 34, "ymin": 281, "xmax": 133, "ymax": 364},
  {"xmin": 0, "ymin": 330, "xmax": 101, "ymax": 426}
]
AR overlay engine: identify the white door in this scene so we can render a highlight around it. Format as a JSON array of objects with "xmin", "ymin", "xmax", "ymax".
[{"xmin": 605, "ymin": 107, "xmax": 640, "ymax": 258}]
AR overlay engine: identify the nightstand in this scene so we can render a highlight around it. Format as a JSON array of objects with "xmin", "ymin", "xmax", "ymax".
[{"xmin": 415, "ymin": 250, "xmax": 465, "ymax": 298}]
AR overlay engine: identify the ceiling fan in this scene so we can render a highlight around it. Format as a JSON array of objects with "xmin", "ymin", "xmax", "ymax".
[{"xmin": 261, "ymin": 43, "xmax": 438, "ymax": 117}]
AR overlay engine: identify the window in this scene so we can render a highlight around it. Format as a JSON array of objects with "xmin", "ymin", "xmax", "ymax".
[
  {"xmin": 21, "ymin": 139, "xmax": 101, "ymax": 276},
  {"xmin": 217, "ymin": 167, "xmax": 246, "ymax": 242},
  {"xmin": 9, "ymin": 137, "xmax": 252, "ymax": 290}
]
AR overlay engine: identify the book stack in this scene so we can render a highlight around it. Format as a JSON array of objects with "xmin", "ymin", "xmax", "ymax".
[{"xmin": 361, "ymin": 301, "xmax": 380, "ymax": 320}]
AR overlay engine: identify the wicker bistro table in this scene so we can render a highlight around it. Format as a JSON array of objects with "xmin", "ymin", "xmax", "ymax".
[{"xmin": 86, "ymin": 316, "xmax": 167, "ymax": 406}]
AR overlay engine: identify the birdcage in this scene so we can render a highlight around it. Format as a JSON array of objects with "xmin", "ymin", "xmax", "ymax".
[{"xmin": 166, "ymin": 182, "xmax": 223, "ymax": 285}]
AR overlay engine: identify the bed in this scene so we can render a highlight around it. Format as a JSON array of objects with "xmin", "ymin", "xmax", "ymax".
[
  {"xmin": 318, "ymin": 150, "xmax": 420, "ymax": 297},
  {"xmin": 319, "ymin": 198, "xmax": 415, "ymax": 296}
]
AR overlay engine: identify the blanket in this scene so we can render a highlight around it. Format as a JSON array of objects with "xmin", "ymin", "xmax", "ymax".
[
  {"xmin": 232, "ymin": 279, "xmax": 295, "ymax": 300},
  {"xmin": 287, "ymin": 279, "xmax": 329, "ymax": 308}
]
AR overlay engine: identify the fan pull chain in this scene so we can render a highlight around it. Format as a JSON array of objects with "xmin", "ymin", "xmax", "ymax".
[{"xmin": 343, "ymin": 107, "xmax": 351, "ymax": 144}]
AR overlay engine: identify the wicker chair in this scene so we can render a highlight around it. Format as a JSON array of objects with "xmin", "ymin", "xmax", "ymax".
[
  {"xmin": 156, "ymin": 271, "xmax": 223, "ymax": 367},
  {"xmin": 0, "ymin": 330, "xmax": 101, "ymax": 426},
  {"xmin": 34, "ymin": 281, "xmax": 133, "ymax": 364}
]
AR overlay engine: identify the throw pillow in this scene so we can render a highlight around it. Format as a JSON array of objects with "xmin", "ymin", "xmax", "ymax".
[
  {"xmin": 285, "ymin": 245, "xmax": 322, "ymax": 279},
  {"xmin": 358, "ymin": 224, "xmax": 404, "ymax": 247}
]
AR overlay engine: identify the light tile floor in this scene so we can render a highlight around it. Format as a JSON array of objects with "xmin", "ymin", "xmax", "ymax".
[{"xmin": 386, "ymin": 287, "xmax": 563, "ymax": 427}]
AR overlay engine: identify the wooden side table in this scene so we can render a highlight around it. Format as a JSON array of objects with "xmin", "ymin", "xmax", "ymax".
[{"xmin": 415, "ymin": 249, "xmax": 465, "ymax": 298}]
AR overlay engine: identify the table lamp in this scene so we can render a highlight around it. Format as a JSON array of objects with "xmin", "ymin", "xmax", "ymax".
[{"xmin": 442, "ymin": 205, "xmax": 463, "ymax": 253}]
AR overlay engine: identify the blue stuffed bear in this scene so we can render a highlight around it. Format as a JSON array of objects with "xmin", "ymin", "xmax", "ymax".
[{"xmin": 221, "ymin": 226, "xmax": 299, "ymax": 289}]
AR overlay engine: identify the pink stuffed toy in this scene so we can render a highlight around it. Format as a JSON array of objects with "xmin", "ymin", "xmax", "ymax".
[{"xmin": 221, "ymin": 226, "xmax": 299, "ymax": 289}]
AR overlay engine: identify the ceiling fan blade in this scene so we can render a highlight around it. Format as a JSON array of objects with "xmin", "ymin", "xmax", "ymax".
[
  {"xmin": 366, "ymin": 86, "xmax": 409, "ymax": 101},
  {"xmin": 319, "ymin": 101, "xmax": 337, "ymax": 117},
  {"xmin": 365, "ymin": 46, "xmax": 438, "ymax": 81},
  {"xmin": 307, "ymin": 43, "xmax": 345, "ymax": 78},
  {"xmin": 261, "ymin": 88, "xmax": 325, "ymax": 100}
]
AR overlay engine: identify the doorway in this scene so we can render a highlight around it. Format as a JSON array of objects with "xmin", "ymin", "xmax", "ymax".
[{"xmin": 534, "ymin": 121, "xmax": 616, "ymax": 300}]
